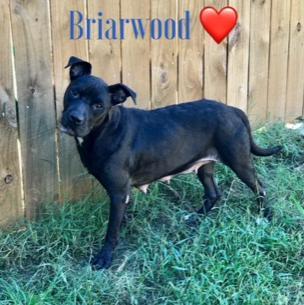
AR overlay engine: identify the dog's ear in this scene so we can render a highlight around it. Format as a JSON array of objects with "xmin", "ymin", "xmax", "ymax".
[
  {"xmin": 108, "ymin": 84, "xmax": 137, "ymax": 105},
  {"xmin": 64, "ymin": 56, "xmax": 92, "ymax": 81}
]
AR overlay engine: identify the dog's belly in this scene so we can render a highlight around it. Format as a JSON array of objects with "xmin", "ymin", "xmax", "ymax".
[{"xmin": 136, "ymin": 156, "xmax": 218, "ymax": 194}]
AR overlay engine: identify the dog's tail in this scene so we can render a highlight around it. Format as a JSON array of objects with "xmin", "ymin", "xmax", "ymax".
[{"xmin": 233, "ymin": 108, "xmax": 283, "ymax": 157}]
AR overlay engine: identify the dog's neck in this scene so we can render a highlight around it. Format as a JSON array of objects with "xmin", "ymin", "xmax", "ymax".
[
  {"xmin": 93, "ymin": 105, "xmax": 122, "ymax": 137},
  {"xmin": 76, "ymin": 105, "xmax": 123, "ymax": 149}
]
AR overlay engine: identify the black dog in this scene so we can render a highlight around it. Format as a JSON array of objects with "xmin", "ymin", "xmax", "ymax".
[{"xmin": 61, "ymin": 56, "xmax": 282, "ymax": 269}]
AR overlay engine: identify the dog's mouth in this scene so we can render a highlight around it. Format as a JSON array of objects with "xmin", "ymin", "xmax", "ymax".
[
  {"xmin": 60, "ymin": 125, "xmax": 76, "ymax": 136},
  {"xmin": 60, "ymin": 124, "xmax": 92, "ymax": 138}
]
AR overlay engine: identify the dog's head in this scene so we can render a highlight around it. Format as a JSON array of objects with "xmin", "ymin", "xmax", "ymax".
[{"xmin": 60, "ymin": 56, "xmax": 136, "ymax": 137}]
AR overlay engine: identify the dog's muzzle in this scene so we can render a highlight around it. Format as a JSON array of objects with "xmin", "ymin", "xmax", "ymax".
[{"xmin": 60, "ymin": 124, "xmax": 75, "ymax": 136}]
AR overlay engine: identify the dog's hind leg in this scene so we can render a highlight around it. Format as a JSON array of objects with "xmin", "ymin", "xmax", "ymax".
[
  {"xmin": 223, "ymin": 154, "xmax": 271, "ymax": 219},
  {"xmin": 197, "ymin": 162, "xmax": 221, "ymax": 214}
]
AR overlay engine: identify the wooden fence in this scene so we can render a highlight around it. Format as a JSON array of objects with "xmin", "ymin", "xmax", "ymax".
[{"xmin": 0, "ymin": 0, "xmax": 303, "ymax": 226}]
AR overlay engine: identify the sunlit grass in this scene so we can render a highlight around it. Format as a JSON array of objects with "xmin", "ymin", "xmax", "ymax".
[{"xmin": 0, "ymin": 123, "xmax": 303, "ymax": 305}]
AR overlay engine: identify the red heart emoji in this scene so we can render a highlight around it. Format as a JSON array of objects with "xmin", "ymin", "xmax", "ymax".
[{"xmin": 200, "ymin": 6, "xmax": 238, "ymax": 44}]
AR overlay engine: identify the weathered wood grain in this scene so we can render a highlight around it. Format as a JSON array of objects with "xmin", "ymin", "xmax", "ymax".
[
  {"xmin": 88, "ymin": 0, "xmax": 121, "ymax": 84},
  {"xmin": 151, "ymin": 0, "xmax": 178, "ymax": 108},
  {"xmin": 51, "ymin": 0, "xmax": 93, "ymax": 202},
  {"xmin": 178, "ymin": 0, "xmax": 204, "ymax": 103},
  {"xmin": 121, "ymin": 0, "xmax": 151, "ymax": 109},
  {"xmin": 87, "ymin": 0, "xmax": 123, "ymax": 201},
  {"xmin": 248, "ymin": 0, "xmax": 271, "ymax": 125},
  {"xmin": 227, "ymin": 0, "xmax": 250, "ymax": 112},
  {"xmin": 285, "ymin": 0, "xmax": 304, "ymax": 121},
  {"xmin": 267, "ymin": 0, "xmax": 291, "ymax": 120},
  {"xmin": 0, "ymin": 0, "xmax": 23, "ymax": 226},
  {"xmin": 1, "ymin": 0, "xmax": 304, "ymax": 224},
  {"xmin": 10, "ymin": 0, "xmax": 58, "ymax": 218},
  {"xmin": 204, "ymin": 0, "xmax": 228, "ymax": 103}
]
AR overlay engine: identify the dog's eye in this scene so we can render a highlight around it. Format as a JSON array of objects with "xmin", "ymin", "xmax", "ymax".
[
  {"xmin": 71, "ymin": 90, "xmax": 80, "ymax": 98},
  {"xmin": 93, "ymin": 103, "xmax": 103, "ymax": 110}
]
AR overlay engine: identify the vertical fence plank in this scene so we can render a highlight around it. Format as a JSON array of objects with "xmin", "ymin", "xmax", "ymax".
[
  {"xmin": 0, "ymin": 0, "xmax": 23, "ymax": 225},
  {"xmin": 121, "ymin": 0, "xmax": 151, "ymax": 109},
  {"xmin": 204, "ymin": 0, "xmax": 227, "ymax": 103},
  {"xmin": 178, "ymin": 0, "xmax": 204, "ymax": 103},
  {"xmin": 11, "ymin": 0, "xmax": 58, "ymax": 217},
  {"xmin": 10, "ymin": 0, "xmax": 58, "ymax": 218},
  {"xmin": 248, "ymin": 0, "xmax": 271, "ymax": 125},
  {"xmin": 285, "ymin": 0, "xmax": 304, "ymax": 121},
  {"xmin": 267, "ymin": 1, "xmax": 291, "ymax": 120},
  {"xmin": 2, "ymin": 0, "xmax": 304, "ymax": 226},
  {"xmin": 51, "ymin": 0, "xmax": 92, "ymax": 202},
  {"xmin": 88, "ymin": 0, "xmax": 121, "ymax": 84},
  {"xmin": 87, "ymin": 1, "xmax": 121, "ymax": 200},
  {"xmin": 151, "ymin": 0, "xmax": 178, "ymax": 108},
  {"xmin": 227, "ymin": 0, "xmax": 250, "ymax": 112}
]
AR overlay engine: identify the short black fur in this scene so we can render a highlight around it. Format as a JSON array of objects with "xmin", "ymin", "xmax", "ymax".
[{"xmin": 61, "ymin": 57, "xmax": 282, "ymax": 269}]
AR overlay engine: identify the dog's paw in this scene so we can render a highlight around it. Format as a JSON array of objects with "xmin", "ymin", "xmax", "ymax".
[{"xmin": 91, "ymin": 247, "xmax": 113, "ymax": 270}]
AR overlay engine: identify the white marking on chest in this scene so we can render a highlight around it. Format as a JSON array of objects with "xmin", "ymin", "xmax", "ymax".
[
  {"xmin": 125, "ymin": 195, "xmax": 130, "ymax": 204},
  {"xmin": 77, "ymin": 137, "xmax": 84, "ymax": 145},
  {"xmin": 137, "ymin": 156, "xmax": 218, "ymax": 194}
]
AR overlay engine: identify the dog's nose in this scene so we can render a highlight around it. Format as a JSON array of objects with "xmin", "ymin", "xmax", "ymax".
[{"xmin": 69, "ymin": 112, "xmax": 85, "ymax": 125}]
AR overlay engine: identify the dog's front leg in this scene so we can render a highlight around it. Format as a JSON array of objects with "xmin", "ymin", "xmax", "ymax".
[{"xmin": 92, "ymin": 192, "xmax": 128, "ymax": 269}]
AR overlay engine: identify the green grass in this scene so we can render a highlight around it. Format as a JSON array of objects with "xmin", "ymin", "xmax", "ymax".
[{"xmin": 1, "ymin": 123, "xmax": 304, "ymax": 305}]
